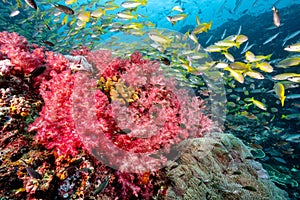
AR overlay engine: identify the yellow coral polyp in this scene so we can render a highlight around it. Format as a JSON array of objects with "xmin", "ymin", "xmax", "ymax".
[
  {"xmin": 10, "ymin": 106, "xmax": 17, "ymax": 112},
  {"xmin": 97, "ymin": 76, "xmax": 139, "ymax": 105},
  {"xmin": 132, "ymin": 93, "xmax": 139, "ymax": 101}
]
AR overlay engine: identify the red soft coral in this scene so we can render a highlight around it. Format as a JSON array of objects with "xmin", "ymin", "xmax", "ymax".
[
  {"xmin": 25, "ymin": 46, "xmax": 211, "ymax": 198},
  {"xmin": 29, "ymin": 70, "xmax": 83, "ymax": 156},
  {"xmin": 70, "ymin": 51, "xmax": 211, "ymax": 175},
  {"xmin": 0, "ymin": 31, "xmax": 45, "ymax": 74}
]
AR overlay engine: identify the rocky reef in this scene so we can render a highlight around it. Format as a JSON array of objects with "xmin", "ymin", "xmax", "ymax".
[{"xmin": 165, "ymin": 133, "xmax": 289, "ymax": 200}]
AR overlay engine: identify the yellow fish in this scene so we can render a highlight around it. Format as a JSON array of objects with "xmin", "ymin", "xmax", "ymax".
[
  {"xmin": 204, "ymin": 45, "xmax": 228, "ymax": 52},
  {"xmin": 166, "ymin": 13, "xmax": 187, "ymax": 25},
  {"xmin": 222, "ymin": 51, "xmax": 235, "ymax": 62},
  {"xmin": 245, "ymin": 51, "xmax": 272, "ymax": 62},
  {"xmin": 78, "ymin": 11, "xmax": 90, "ymax": 22},
  {"xmin": 192, "ymin": 21, "xmax": 212, "ymax": 35},
  {"xmin": 235, "ymin": 34, "xmax": 248, "ymax": 43},
  {"xmin": 62, "ymin": 14, "xmax": 68, "ymax": 25},
  {"xmin": 250, "ymin": 97, "xmax": 267, "ymax": 110},
  {"xmin": 229, "ymin": 62, "xmax": 249, "ymax": 71},
  {"xmin": 256, "ymin": 62, "xmax": 273, "ymax": 72},
  {"xmin": 284, "ymin": 43, "xmax": 300, "ymax": 52},
  {"xmin": 188, "ymin": 33, "xmax": 199, "ymax": 44},
  {"xmin": 148, "ymin": 32, "xmax": 172, "ymax": 45},
  {"xmin": 277, "ymin": 57, "xmax": 300, "ymax": 68},
  {"xmin": 65, "ymin": 0, "xmax": 77, "ymax": 5},
  {"xmin": 117, "ymin": 10, "xmax": 138, "ymax": 20},
  {"xmin": 91, "ymin": 8, "xmax": 106, "ymax": 18},
  {"xmin": 224, "ymin": 66, "xmax": 244, "ymax": 84},
  {"xmin": 244, "ymin": 71, "xmax": 264, "ymax": 79},
  {"xmin": 273, "ymin": 73, "xmax": 300, "ymax": 80},
  {"xmin": 172, "ymin": 5, "xmax": 184, "ymax": 12},
  {"xmin": 215, "ymin": 39, "xmax": 238, "ymax": 48},
  {"xmin": 274, "ymin": 82, "xmax": 286, "ymax": 107},
  {"xmin": 121, "ymin": 0, "xmax": 147, "ymax": 9}
]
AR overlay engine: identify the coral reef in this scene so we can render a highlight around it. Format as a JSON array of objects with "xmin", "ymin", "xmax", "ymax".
[
  {"xmin": 0, "ymin": 31, "xmax": 290, "ymax": 200},
  {"xmin": 164, "ymin": 133, "xmax": 290, "ymax": 200},
  {"xmin": 1, "ymin": 31, "xmax": 212, "ymax": 199}
]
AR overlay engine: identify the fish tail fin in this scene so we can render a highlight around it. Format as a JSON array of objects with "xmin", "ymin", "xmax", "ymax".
[
  {"xmin": 235, "ymin": 42, "xmax": 241, "ymax": 49},
  {"xmin": 224, "ymin": 66, "xmax": 230, "ymax": 71},
  {"xmin": 196, "ymin": 15, "xmax": 201, "ymax": 25},
  {"xmin": 208, "ymin": 21, "xmax": 212, "ymax": 29},
  {"xmin": 281, "ymin": 96, "xmax": 286, "ymax": 107}
]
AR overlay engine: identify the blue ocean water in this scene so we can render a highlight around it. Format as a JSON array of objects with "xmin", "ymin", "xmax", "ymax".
[{"xmin": 1, "ymin": 0, "xmax": 300, "ymax": 199}]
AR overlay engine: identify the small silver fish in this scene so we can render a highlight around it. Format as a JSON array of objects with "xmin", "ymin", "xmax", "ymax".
[
  {"xmin": 241, "ymin": 43, "xmax": 255, "ymax": 54},
  {"xmin": 282, "ymin": 30, "xmax": 300, "ymax": 46},
  {"xmin": 205, "ymin": 35, "xmax": 213, "ymax": 45},
  {"xmin": 221, "ymin": 29, "xmax": 227, "ymax": 39},
  {"xmin": 263, "ymin": 32, "xmax": 281, "ymax": 45},
  {"xmin": 237, "ymin": 25, "xmax": 242, "ymax": 35},
  {"xmin": 10, "ymin": 10, "xmax": 20, "ymax": 17},
  {"xmin": 272, "ymin": 6, "xmax": 280, "ymax": 27}
]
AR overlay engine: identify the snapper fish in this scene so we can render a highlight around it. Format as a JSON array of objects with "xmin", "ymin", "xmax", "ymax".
[
  {"xmin": 192, "ymin": 21, "xmax": 212, "ymax": 35},
  {"xmin": 244, "ymin": 71, "xmax": 264, "ymax": 79},
  {"xmin": 249, "ymin": 97, "xmax": 267, "ymax": 110},
  {"xmin": 287, "ymin": 77, "xmax": 300, "ymax": 83},
  {"xmin": 121, "ymin": 0, "xmax": 147, "ymax": 9},
  {"xmin": 117, "ymin": 10, "xmax": 138, "ymax": 20},
  {"xmin": 172, "ymin": 5, "xmax": 184, "ymax": 12},
  {"xmin": 274, "ymin": 82, "xmax": 286, "ymax": 107},
  {"xmin": 148, "ymin": 32, "xmax": 172, "ymax": 45},
  {"xmin": 284, "ymin": 43, "xmax": 300, "ymax": 52},
  {"xmin": 224, "ymin": 66, "xmax": 244, "ymax": 83},
  {"xmin": 273, "ymin": 73, "xmax": 300, "ymax": 81},
  {"xmin": 276, "ymin": 57, "xmax": 300, "ymax": 68},
  {"xmin": 51, "ymin": 3, "xmax": 74, "ymax": 15},
  {"xmin": 25, "ymin": 0, "xmax": 37, "ymax": 10},
  {"xmin": 256, "ymin": 62, "xmax": 273, "ymax": 72},
  {"xmin": 272, "ymin": 6, "xmax": 280, "ymax": 27},
  {"xmin": 167, "ymin": 13, "xmax": 187, "ymax": 25},
  {"xmin": 65, "ymin": 0, "xmax": 77, "ymax": 5}
]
